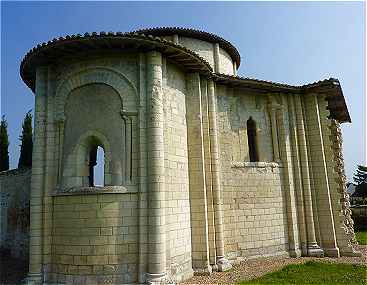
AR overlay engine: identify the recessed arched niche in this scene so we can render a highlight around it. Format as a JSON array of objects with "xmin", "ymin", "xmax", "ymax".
[{"xmin": 59, "ymin": 83, "xmax": 135, "ymax": 191}]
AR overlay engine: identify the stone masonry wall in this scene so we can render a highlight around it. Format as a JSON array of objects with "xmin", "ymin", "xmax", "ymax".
[
  {"xmin": 0, "ymin": 168, "xmax": 31, "ymax": 259},
  {"xmin": 162, "ymin": 60, "xmax": 193, "ymax": 282},
  {"xmin": 179, "ymin": 37, "xmax": 215, "ymax": 68},
  {"xmin": 216, "ymin": 86, "xmax": 273, "ymax": 163},
  {"xmin": 216, "ymin": 86, "xmax": 288, "ymax": 259},
  {"xmin": 50, "ymin": 193, "xmax": 138, "ymax": 284},
  {"xmin": 54, "ymin": 54, "xmax": 139, "ymax": 94},
  {"xmin": 219, "ymin": 48, "xmax": 234, "ymax": 75},
  {"xmin": 178, "ymin": 37, "xmax": 235, "ymax": 75}
]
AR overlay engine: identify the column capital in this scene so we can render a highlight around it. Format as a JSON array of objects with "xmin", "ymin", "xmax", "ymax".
[{"xmin": 146, "ymin": 51, "xmax": 162, "ymax": 65}]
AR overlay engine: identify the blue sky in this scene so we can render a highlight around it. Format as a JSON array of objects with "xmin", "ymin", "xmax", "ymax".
[{"xmin": 1, "ymin": 1, "xmax": 365, "ymax": 183}]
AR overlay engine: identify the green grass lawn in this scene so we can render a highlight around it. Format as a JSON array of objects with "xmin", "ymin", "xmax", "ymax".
[
  {"xmin": 238, "ymin": 261, "xmax": 367, "ymax": 285},
  {"xmin": 356, "ymin": 230, "xmax": 367, "ymax": 245}
]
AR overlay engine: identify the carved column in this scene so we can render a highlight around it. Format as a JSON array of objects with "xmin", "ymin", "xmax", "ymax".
[
  {"xmin": 207, "ymin": 79, "xmax": 232, "ymax": 271},
  {"xmin": 294, "ymin": 95, "xmax": 324, "ymax": 257},
  {"xmin": 146, "ymin": 51, "xmax": 166, "ymax": 284},
  {"xmin": 330, "ymin": 120, "xmax": 360, "ymax": 256},
  {"xmin": 26, "ymin": 67, "xmax": 48, "ymax": 284}
]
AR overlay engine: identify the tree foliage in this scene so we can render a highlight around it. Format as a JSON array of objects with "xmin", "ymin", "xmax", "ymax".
[
  {"xmin": 353, "ymin": 165, "xmax": 367, "ymax": 198},
  {"xmin": 18, "ymin": 111, "xmax": 33, "ymax": 169},
  {"xmin": 0, "ymin": 115, "xmax": 10, "ymax": 171}
]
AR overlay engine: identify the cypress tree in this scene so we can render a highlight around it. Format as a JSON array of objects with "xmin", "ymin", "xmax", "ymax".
[
  {"xmin": 353, "ymin": 165, "xmax": 367, "ymax": 198},
  {"xmin": 18, "ymin": 111, "xmax": 33, "ymax": 169},
  {"xmin": 353, "ymin": 165, "xmax": 367, "ymax": 185},
  {"xmin": 0, "ymin": 115, "xmax": 10, "ymax": 171}
]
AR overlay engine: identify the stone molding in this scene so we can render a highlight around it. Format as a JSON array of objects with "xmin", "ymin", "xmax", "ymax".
[
  {"xmin": 0, "ymin": 167, "xmax": 31, "ymax": 177},
  {"xmin": 231, "ymin": 161, "xmax": 280, "ymax": 168},
  {"xmin": 52, "ymin": 185, "xmax": 137, "ymax": 196},
  {"xmin": 55, "ymin": 66, "xmax": 138, "ymax": 121}
]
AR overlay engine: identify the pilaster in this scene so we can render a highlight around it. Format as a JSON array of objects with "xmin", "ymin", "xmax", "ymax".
[
  {"xmin": 294, "ymin": 95, "xmax": 324, "ymax": 257},
  {"xmin": 186, "ymin": 73, "xmax": 212, "ymax": 274},
  {"xmin": 233, "ymin": 61, "xmax": 237, "ymax": 76},
  {"xmin": 287, "ymin": 95, "xmax": 307, "ymax": 255},
  {"xmin": 200, "ymin": 78, "xmax": 217, "ymax": 266},
  {"xmin": 277, "ymin": 95, "xmax": 301, "ymax": 258},
  {"xmin": 207, "ymin": 79, "xmax": 232, "ymax": 271},
  {"xmin": 138, "ymin": 53, "xmax": 149, "ymax": 283},
  {"xmin": 267, "ymin": 98, "xmax": 280, "ymax": 162},
  {"xmin": 213, "ymin": 43, "xmax": 220, "ymax": 73},
  {"xmin": 25, "ymin": 66, "xmax": 48, "ymax": 285},
  {"xmin": 41, "ymin": 67, "xmax": 57, "ymax": 281},
  {"xmin": 172, "ymin": 34, "xmax": 179, "ymax": 45}
]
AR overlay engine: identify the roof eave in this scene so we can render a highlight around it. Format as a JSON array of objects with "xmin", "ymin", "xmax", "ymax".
[{"xmin": 214, "ymin": 73, "xmax": 351, "ymax": 123}]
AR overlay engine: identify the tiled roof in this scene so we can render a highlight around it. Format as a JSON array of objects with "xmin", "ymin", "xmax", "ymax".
[
  {"xmin": 20, "ymin": 31, "xmax": 213, "ymax": 91},
  {"xmin": 214, "ymin": 73, "xmax": 340, "ymax": 90}
]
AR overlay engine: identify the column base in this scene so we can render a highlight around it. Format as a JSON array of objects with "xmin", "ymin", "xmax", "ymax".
[
  {"xmin": 146, "ymin": 272, "xmax": 168, "ymax": 285},
  {"xmin": 193, "ymin": 265, "xmax": 212, "ymax": 276},
  {"xmin": 323, "ymin": 247, "xmax": 340, "ymax": 258},
  {"xmin": 22, "ymin": 273, "xmax": 43, "ymax": 285},
  {"xmin": 307, "ymin": 244, "xmax": 324, "ymax": 257},
  {"xmin": 289, "ymin": 249, "xmax": 302, "ymax": 258},
  {"xmin": 216, "ymin": 256, "xmax": 232, "ymax": 272},
  {"xmin": 300, "ymin": 244, "xmax": 308, "ymax": 256}
]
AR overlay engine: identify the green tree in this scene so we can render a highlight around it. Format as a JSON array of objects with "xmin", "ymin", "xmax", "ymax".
[
  {"xmin": 353, "ymin": 165, "xmax": 367, "ymax": 198},
  {"xmin": 0, "ymin": 115, "xmax": 10, "ymax": 171},
  {"xmin": 18, "ymin": 111, "xmax": 33, "ymax": 169}
]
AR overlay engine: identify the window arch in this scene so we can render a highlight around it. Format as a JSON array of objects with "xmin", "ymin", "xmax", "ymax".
[
  {"xmin": 64, "ymin": 131, "xmax": 113, "ymax": 189},
  {"xmin": 247, "ymin": 117, "xmax": 259, "ymax": 162}
]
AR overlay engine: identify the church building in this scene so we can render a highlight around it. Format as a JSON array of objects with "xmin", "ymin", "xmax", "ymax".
[{"xmin": 19, "ymin": 27, "xmax": 358, "ymax": 284}]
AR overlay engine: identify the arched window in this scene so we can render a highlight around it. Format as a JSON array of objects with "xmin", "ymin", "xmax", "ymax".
[
  {"xmin": 247, "ymin": 117, "xmax": 259, "ymax": 162},
  {"xmin": 88, "ymin": 145, "xmax": 105, "ymax": 187}
]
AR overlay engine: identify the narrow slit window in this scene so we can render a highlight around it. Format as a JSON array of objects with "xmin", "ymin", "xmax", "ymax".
[
  {"xmin": 88, "ymin": 145, "xmax": 104, "ymax": 186},
  {"xmin": 247, "ymin": 117, "xmax": 259, "ymax": 162}
]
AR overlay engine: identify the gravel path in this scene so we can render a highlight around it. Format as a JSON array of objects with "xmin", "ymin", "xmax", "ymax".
[{"xmin": 180, "ymin": 245, "xmax": 367, "ymax": 284}]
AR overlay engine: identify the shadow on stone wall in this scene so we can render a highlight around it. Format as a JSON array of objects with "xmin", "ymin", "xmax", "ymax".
[
  {"xmin": 0, "ymin": 248, "xmax": 28, "ymax": 285},
  {"xmin": 0, "ymin": 168, "xmax": 31, "ymax": 261}
]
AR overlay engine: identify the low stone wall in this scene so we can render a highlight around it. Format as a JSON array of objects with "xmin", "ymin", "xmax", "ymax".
[
  {"xmin": 0, "ymin": 168, "xmax": 31, "ymax": 259},
  {"xmin": 49, "ymin": 191, "xmax": 139, "ymax": 285}
]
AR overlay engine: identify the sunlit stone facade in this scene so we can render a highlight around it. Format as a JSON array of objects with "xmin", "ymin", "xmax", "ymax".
[{"xmin": 19, "ymin": 28, "xmax": 359, "ymax": 285}]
